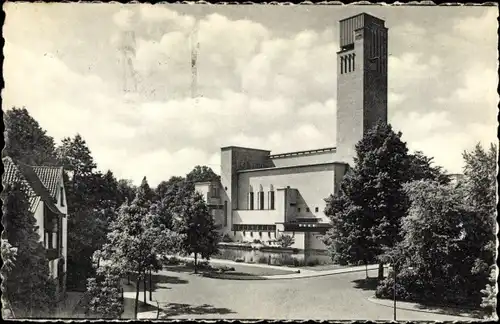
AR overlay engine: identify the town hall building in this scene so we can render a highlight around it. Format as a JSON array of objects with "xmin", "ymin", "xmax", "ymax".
[{"xmin": 195, "ymin": 13, "xmax": 388, "ymax": 260}]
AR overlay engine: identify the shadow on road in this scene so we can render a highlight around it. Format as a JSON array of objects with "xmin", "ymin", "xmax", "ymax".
[
  {"xmin": 159, "ymin": 302, "xmax": 235, "ymax": 318},
  {"xmin": 352, "ymin": 277, "xmax": 380, "ymax": 291},
  {"xmin": 412, "ymin": 302, "xmax": 485, "ymax": 319},
  {"xmin": 151, "ymin": 273, "xmax": 189, "ymax": 290}
]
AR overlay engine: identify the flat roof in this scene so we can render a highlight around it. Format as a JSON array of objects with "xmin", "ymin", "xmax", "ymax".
[
  {"xmin": 269, "ymin": 147, "xmax": 336, "ymax": 159},
  {"xmin": 339, "ymin": 12, "xmax": 385, "ymax": 24},
  {"xmin": 237, "ymin": 161, "xmax": 348, "ymax": 174},
  {"xmin": 220, "ymin": 146, "xmax": 271, "ymax": 152}
]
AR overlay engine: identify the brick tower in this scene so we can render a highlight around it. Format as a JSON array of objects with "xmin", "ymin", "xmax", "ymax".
[{"xmin": 336, "ymin": 13, "xmax": 388, "ymax": 165}]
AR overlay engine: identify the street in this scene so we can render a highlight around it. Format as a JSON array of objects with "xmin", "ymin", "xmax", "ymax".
[{"xmin": 139, "ymin": 266, "xmax": 479, "ymax": 321}]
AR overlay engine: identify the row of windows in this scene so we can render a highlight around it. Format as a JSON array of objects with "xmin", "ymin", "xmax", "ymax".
[
  {"xmin": 298, "ymin": 207, "xmax": 320, "ymax": 213},
  {"xmin": 340, "ymin": 54, "xmax": 355, "ymax": 74},
  {"xmin": 232, "ymin": 224, "xmax": 276, "ymax": 232},
  {"xmin": 248, "ymin": 191, "xmax": 275, "ymax": 210}
]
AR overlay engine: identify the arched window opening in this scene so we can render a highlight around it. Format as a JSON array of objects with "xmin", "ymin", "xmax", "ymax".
[
  {"xmin": 268, "ymin": 184, "xmax": 275, "ymax": 210},
  {"xmin": 248, "ymin": 185, "xmax": 254, "ymax": 210}
]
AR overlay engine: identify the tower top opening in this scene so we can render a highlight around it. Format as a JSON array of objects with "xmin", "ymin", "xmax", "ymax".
[{"xmin": 339, "ymin": 13, "xmax": 386, "ymax": 49}]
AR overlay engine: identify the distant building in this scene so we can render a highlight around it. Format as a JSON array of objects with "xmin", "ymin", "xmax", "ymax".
[
  {"xmin": 195, "ymin": 13, "xmax": 389, "ymax": 260},
  {"xmin": 2, "ymin": 157, "xmax": 68, "ymax": 300}
]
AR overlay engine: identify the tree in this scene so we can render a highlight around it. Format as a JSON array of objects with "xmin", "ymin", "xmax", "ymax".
[
  {"xmin": 100, "ymin": 193, "xmax": 180, "ymax": 319},
  {"xmin": 86, "ymin": 262, "xmax": 123, "ymax": 319},
  {"xmin": 276, "ymin": 234, "xmax": 295, "ymax": 248},
  {"xmin": 1, "ymin": 239, "xmax": 18, "ymax": 318},
  {"xmin": 57, "ymin": 135, "xmax": 108, "ymax": 290},
  {"xmin": 323, "ymin": 121, "xmax": 412, "ymax": 277},
  {"xmin": 2, "ymin": 182, "xmax": 56, "ymax": 317},
  {"xmin": 375, "ymin": 143, "xmax": 497, "ymax": 311},
  {"xmin": 376, "ymin": 180, "xmax": 473, "ymax": 304},
  {"xmin": 462, "ymin": 143, "xmax": 497, "ymax": 313},
  {"xmin": 185, "ymin": 165, "xmax": 220, "ymax": 184},
  {"xmin": 136, "ymin": 177, "xmax": 155, "ymax": 209},
  {"xmin": 3, "ymin": 107, "xmax": 58, "ymax": 165},
  {"xmin": 117, "ymin": 179, "xmax": 137, "ymax": 206},
  {"xmin": 408, "ymin": 151, "xmax": 450, "ymax": 185},
  {"xmin": 177, "ymin": 191, "xmax": 220, "ymax": 274}
]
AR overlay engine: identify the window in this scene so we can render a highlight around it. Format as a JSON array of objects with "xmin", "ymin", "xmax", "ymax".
[
  {"xmin": 249, "ymin": 192, "xmax": 254, "ymax": 210},
  {"xmin": 259, "ymin": 191, "xmax": 264, "ymax": 210},
  {"xmin": 224, "ymin": 201, "xmax": 228, "ymax": 227},
  {"xmin": 298, "ymin": 208, "xmax": 301, "ymax": 212},
  {"xmin": 306, "ymin": 208, "xmax": 310, "ymax": 212},
  {"xmin": 315, "ymin": 207, "xmax": 319, "ymax": 212},
  {"xmin": 268, "ymin": 232, "xmax": 271, "ymax": 237},
  {"xmin": 353, "ymin": 53, "xmax": 356, "ymax": 71},
  {"xmin": 60, "ymin": 187, "xmax": 65, "ymax": 207},
  {"xmin": 269, "ymin": 190, "xmax": 275, "ymax": 210}
]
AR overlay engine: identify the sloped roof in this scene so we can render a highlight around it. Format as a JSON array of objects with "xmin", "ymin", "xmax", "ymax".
[
  {"xmin": 31, "ymin": 165, "xmax": 63, "ymax": 198},
  {"xmin": 3, "ymin": 157, "xmax": 40, "ymax": 212},
  {"xmin": 2, "ymin": 157, "xmax": 63, "ymax": 215}
]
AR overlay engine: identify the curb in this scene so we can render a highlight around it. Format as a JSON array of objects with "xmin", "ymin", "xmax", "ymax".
[
  {"xmin": 201, "ymin": 265, "xmax": 381, "ymax": 281},
  {"xmin": 366, "ymin": 297, "xmax": 483, "ymax": 319}
]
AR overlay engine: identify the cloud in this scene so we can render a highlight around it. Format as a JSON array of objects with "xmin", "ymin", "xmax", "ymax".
[{"xmin": 3, "ymin": 5, "xmax": 497, "ymax": 186}]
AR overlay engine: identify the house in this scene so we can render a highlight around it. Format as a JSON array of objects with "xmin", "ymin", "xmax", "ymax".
[
  {"xmin": 2, "ymin": 156, "xmax": 68, "ymax": 300},
  {"xmin": 195, "ymin": 13, "xmax": 389, "ymax": 262}
]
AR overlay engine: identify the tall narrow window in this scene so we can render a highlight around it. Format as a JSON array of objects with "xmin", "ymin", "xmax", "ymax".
[
  {"xmin": 340, "ymin": 57, "xmax": 344, "ymax": 74},
  {"xmin": 224, "ymin": 201, "xmax": 228, "ymax": 227},
  {"xmin": 60, "ymin": 187, "xmax": 65, "ymax": 207},
  {"xmin": 249, "ymin": 192, "xmax": 254, "ymax": 210},
  {"xmin": 352, "ymin": 54, "xmax": 356, "ymax": 71},
  {"xmin": 259, "ymin": 191, "xmax": 264, "ymax": 210},
  {"xmin": 348, "ymin": 54, "xmax": 352, "ymax": 72},
  {"xmin": 269, "ymin": 190, "xmax": 275, "ymax": 210}
]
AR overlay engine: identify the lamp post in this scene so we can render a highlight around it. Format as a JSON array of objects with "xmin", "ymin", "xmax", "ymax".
[{"xmin": 393, "ymin": 262, "xmax": 397, "ymax": 321}]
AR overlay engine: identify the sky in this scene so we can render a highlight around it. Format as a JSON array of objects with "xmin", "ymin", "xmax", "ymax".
[{"xmin": 3, "ymin": 3, "xmax": 498, "ymax": 186}]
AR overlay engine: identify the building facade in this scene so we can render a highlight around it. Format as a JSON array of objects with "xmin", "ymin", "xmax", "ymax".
[
  {"xmin": 195, "ymin": 13, "xmax": 389, "ymax": 256},
  {"xmin": 3, "ymin": 157, "xmax": 68, "ymax": 300}
]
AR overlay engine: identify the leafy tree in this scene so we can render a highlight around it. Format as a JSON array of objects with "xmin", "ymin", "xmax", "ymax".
[
  {"xmin": 1, "ymin": 239, "xmax": 18, "ymax": 318},
  {"xmin": 100, "ymin": 193, "xmax": 180, "ymax": 319},
  {"xmin": 177, "ymin": 191, "xmax": 220, "ymax": 274},
  {"xmin": 117, "ymin": 179, "xmax": 137, "ymax": 206},
  {"xmin": 408, "ymin": 151, "xmax": 450, "ymax": 185},
  {"xmin": 57, "ymin": 135, "xmax": 107, "ymax": 289},
  {"xmin": 2, "ymin": 182, "xmax": 56, "ymax": 317},
  {"xmin": 462, "ymin": 143, "xmax": 497, "ymax": 313},
  {"xmin": 86, "ymin": 262, "xmax": 123, "ymax": 319},
  {"xmin": 376, "ymin": 143, "xmax": 497, "ymax": 311},
  {"xmin": 323, "ymin": 121, "xmax": 412, "ymax": 276},
  {"xmin": 376, "ymin": 180, "xmax": 473, "ymax": 304},
  {"xmin": 3, "ymin": 107, "xmax": 58, "ymax": 165},
  {"xmin": 136, "ymin": 177, "xmax": 155, "ymax": 209},
  {"xmin": 276, "ymin": 234, "xmax": 295, "ymax": 248},
  {"xmin": 186, "ymin": 165, "xmax": 220, "ymax": 184}
]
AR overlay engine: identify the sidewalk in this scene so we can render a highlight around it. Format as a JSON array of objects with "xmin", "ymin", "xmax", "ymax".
[
  {"xmin": 171, "ymin": 255, "xmax": 384, "ymax": 280},
  {"xmin": 367, "ymin": 297, "xmax": 485, "ymax": 320},
  {"xmin": 121, "ymin": 279, "xmax": 160, "ymax": 319}
]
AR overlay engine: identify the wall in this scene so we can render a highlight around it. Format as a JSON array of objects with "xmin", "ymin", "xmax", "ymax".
[
  {"xmin": 34, "ymin": 201, "xmax": 45, "ymax": 244},
  {"xmin": 237, "ymin": 164, "xmax": 342, "ymax": 223},
  {"xmin": 220, "ymin": 147, "xmax": 272, "ymax": 233},
  {"xmin": 336, "ymin": 31, "xmax": 364, "ymax": 166},
  {"xmin": 271, "ymin": 151, "xmax": 336, "ymax": 168},
  {"xmin": 232, "ymin": 209, "xmax": 283, "ymax": 225},
  {"xmin": 56, "ymin": 173, "xmax": 68, "ymax": 274}
]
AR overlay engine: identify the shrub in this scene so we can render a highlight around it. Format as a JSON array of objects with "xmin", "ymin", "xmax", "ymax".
[
  {"xmin": 306, "ymin": 259, "xmax": 320, "ymax": 267},
  {"xmin": 234, "ymin": 257, "xmax": 244, "ymax": 263},
  {"xmin": 221, "ymin": 234, "xmax": 233, "ymax": 243},
  {"xmin": 252, "ymin": 239, "xmax": 262, "ymax": 244},
  {"xmin": 162, "ymin": 256, "xmax": 181, "ymax": 266},
  {"xmin": 276, "ymin": 234, "xmax": 295, "ymax": 248},
  {"xmin": 257, "ymin": 256, "xmax": 269, "ymax": 264}
]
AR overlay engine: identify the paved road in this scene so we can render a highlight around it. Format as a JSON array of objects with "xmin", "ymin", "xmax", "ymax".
[{"xmin": 149, "ymin": 267, "xmax": 480, "ymax": 321}]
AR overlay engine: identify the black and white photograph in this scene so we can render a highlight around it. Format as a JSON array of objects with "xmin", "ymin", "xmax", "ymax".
[{"xmin": 1, "ymin": 2, "xmax": 498, "ymax": 321}]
